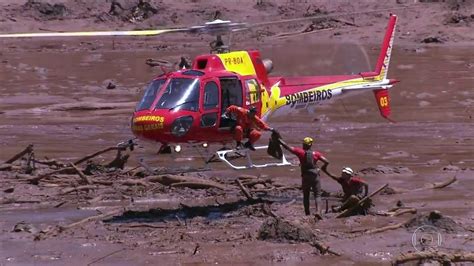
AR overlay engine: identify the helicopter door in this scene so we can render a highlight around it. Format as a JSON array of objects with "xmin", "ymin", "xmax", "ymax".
[
  {"xmin": 199, "ymin": 80, "xmax": 220, "ymax": 130},
  {"xmin": 244, "ymin": 78, "xmax": 262, "ymax": 113},
  {"xmin": 219, "ymin": 76, "xmax": 243, "ymax": 129}
]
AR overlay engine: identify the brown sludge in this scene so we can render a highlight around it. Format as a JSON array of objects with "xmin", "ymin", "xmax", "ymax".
[{"xmin": 1, "ymin": 0, "xmax": 473, "ymax": 265}]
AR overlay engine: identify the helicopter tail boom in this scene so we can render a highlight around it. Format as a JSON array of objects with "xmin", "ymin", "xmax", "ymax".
[{"xmin": 261, "ymin": 14, "xmax": 399, "ymax": 121}]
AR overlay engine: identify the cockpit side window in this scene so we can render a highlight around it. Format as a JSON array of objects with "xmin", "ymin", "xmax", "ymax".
[
  {"xmin": 136, "ymin": 79, "xmax": 166, "ymax": 111},
  {"xmin": 203, "ymin": 81, "xmax": 219, "ymax": 110},
  {"xmin": 155, "ymin": 78, "xmax": 200, "ymax": 112}
]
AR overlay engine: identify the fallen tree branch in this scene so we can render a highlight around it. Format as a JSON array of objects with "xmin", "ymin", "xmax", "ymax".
[
  {"xmin": 241, "ymin": 178, "xmax": 272, "ymax": 187},
  {"xmin": 378, "ymin": 208, "xmax": 418, "ymax": 217},
  {"xmin": 236, "ymin": 179, "xmax": 253, "ymax": 200},
  {"xmin": 114, "ymin": 223, "xmax": 167, "ymax": 229},
  {"xmin": 330, "ymin": 18, "xmax": 358, "ymax": 27},
  {"xmin": 0, "ymin": 164, "xmax": 12, "ymax": 171},
  {"xmin": 28, "ymin": 167, "xmax": 75, "ymax": 184},
  {"xmin": 120, "ymin": 179, "xmax": 149, "ymax": 187},
  {"xmin": 337, "ymin": 183, "xmax": 388, "ymax": 218},
  {"xmin": 87, "ymin": 248, "xmax": 126, "ymax": 266},
  {"xmin": 170, "ymin": 182, "xmax": 225, "ymax": 190},
  {"xmin": 63, "ymin": 208, "xmax": 122, "ymax": 230},
  {"xmin": 391, "ymin": 208, "xmax": 417, "ymax": 217},
  {"xmin": 35, "ymin": 208, "xmax": 123, "ymax": 241},
  {"xmin": 310, "ymin": 241, "xmax": 341, "ymax": 256},
  {"xmin": 393, "ymin": 251, "xmax": 474, "ymax": 265},
  {"xmin": 147, "ymin": 175, "xmax": 227, "ymax": 190},
  {"xmin": 431, "ymin": 175, "xmax": 457, "ymax": 189},
  {"xmin": 61, "ymin": 185, "xmax": 98, "ymax": 195},
  {"xmin": 366, "ymin": 222, "xmax": 405, "ymax": 234},
  {"xmin": 363, "ymin": 217, "xmax": 416, "ymax": 235},
  {"xmin": 383, "ymin": 176, "xmax": 457, "ymax": 195},
  {"xmin": 5, "ymin": 144, "xmax": 33, "ymax": 164},
  {"xmin": 74, "ymin": 146, "xmax": 124, "ymax": 165},
  {"xmin": 92, "ymin": 179, "xmax": 113, "ymax": 186},
  {"xmin": 32, "ymin": 158, "xmax": 65, "ymax": 168},
  {"xmin": 70, "ymin": 163, "xmax": 92, "ymax": 185}
]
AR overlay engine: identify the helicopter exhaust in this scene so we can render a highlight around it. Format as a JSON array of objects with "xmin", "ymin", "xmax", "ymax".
[{"xmin": 262, "ymin": 59, "xmax": 273, "ymax": 74}]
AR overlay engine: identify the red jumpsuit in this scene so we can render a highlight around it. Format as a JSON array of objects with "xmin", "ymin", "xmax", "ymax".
[{"xmin": 226, "ymin": 105, "xmax": 270, "ymax": 144}]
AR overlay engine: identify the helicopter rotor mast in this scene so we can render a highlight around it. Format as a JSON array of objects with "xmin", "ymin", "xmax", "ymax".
[{"xmin": 188, "ymin": 19, "xmax": 247, "ymax": 53}]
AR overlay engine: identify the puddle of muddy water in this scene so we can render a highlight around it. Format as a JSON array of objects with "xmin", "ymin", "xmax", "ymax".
[
  {"xmin": 105, "ymin": 198, "xmax": 278, "ymax": 224},
  {"xmin": 0, "ymin": 207, "xmax": 97, "ymax": 226}
]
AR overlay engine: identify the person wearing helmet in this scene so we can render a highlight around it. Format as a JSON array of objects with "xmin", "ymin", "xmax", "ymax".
[
  {"xmin": 225, "ymin": 105, "xmax": 275, "ymax": 150},
  {"xmin": 327, "ymin": 167, "xmax": 369, "ymax": 213},
  {"xmin": 328, "ymin": 167, "xmax": 368, "ymax": 201},
  {"xmin": 278, "ymin": 136, "xmax": 331, "ymax": 218}
]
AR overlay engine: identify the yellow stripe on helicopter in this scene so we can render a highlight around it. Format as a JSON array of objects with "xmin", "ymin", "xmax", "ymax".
[{"xmin": 260, "ymin": 77, "xmax": 374, "ymax": 118}]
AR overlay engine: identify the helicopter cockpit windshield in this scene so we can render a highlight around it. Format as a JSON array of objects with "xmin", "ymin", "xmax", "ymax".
[
  {"xmin": 155, "ymin": 78, "xmax": 200, "ymax": 112},
  {"xmin": 136, "ymin": 79, "xmax": 166, "ymax": 111}
]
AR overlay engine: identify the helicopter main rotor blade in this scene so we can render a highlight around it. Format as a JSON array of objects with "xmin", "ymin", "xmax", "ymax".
[
  {"xmin": 250, "ymin": 6, "xmax": 411, "ymax": 28},
  {"xmin": 0, "ymin": 5, "xmax": 416, "ymax": 40},
  {"xmin": 0, "ymin": 28, "xmax": 186, "ymax": 38}
]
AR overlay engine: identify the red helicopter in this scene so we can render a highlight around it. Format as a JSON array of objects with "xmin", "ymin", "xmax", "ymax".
[{"xmin": 0, "ymin": 12, "xmax": 399, "ymax": 169}]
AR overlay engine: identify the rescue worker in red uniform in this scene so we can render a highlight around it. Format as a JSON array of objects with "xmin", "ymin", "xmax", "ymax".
[
  {"xmin": 328, "ymin": 167, "xmax": 369, "ymax": 212},
  {"xmin": 225, "ymin": 105, "xmax": 274, "ymax": 150},
  {"xmin": 278, "ymin": 136, "xmax": 331, "ymax": 218}
]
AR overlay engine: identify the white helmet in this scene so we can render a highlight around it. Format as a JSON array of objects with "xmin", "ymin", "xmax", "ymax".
[{"xmin": 342, "ymin": 167, "xmax": 354, "ymax": 176}]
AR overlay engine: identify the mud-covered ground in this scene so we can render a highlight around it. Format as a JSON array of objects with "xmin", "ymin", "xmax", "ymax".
[{"xmin": 1, "ymin": 0, "xmax": 474, "ymax": 265}]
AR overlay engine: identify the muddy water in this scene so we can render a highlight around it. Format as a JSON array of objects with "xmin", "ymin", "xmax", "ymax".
[{"xmin": 1, "ymin": 43, "xmax": 473, "ymax": 264}]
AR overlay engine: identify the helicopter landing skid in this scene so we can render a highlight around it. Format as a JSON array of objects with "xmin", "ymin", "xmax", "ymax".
[
  {"xmin": 204, "ymin": 146, "xmax": 245, "ymax": 164},
  {"xmin": 216, "ymin": 145, "xmax": 292, "ymax": 170}
]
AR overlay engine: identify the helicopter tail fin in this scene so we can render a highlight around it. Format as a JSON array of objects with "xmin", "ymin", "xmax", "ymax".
[
  {"xmin": 373, "ymin": 14, "xmax": 397, "ymax": 120},
  {"xmin": 359, "ymin": 14, "xmax": 397, "ymax": 120},
  {"xmin": 374, "ymin": 14, "xmax": 397, "ymax": 80}
]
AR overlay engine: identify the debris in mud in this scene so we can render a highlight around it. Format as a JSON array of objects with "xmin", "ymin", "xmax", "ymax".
[
  {"xmin": 104, "ymin": 80, "xmax": 117, "ymax": 90},
  {"xmin": 258, "ymin": 217, "xmax": 315, "ymax": 243},
  {"xmin": 22, "ymin": 0, "xmax": 68, "ymax": 20},
  {"xmin": 358, "ymin": 165, "xmax": 414, "ymax": 176},
  {"xmin": 442, "ymin": 165, "xmax": 461, "ymax": 171},
  {"xmin": 393, "ymin": 250, "xmax": 474, "ymax": 265},
  {"xmin": 105, "ymin": 149, "xmax": 129, "ymax": 169},
  {"xmin": 13, "ymin": 221, "xmax": 38, "ymax": 234},
  {"xmin": 421, "ymin": 36, "xmax": 445, "ymax": 44},
  {"xmin": 381, "ymin": 185, "xmax": 399, "ymax": 195},
  {"xmin": 99, "ymin": 0, "xmax": 159, "ymax": 23},
  {"xmin": 3, "ymin": 187, "xmax": 14, "ymax": 193},
  {"xmin": 108, "ymin": 0, "xmax": 125, "ymax": 16},
  {"xmin": 128, "ymin": 0, "xmax": 159, "ymax": 23},
  {"xmin": 446, "ymin": 13, "xmax": 473, "ymax": 25},
  {"xmin": 304, "ymin": 5, "xmax": 327, "ymax": 18},
  {"xmin": 258, "ymin": 216, "xmax": 340, "ymax": 256},
  {"xmin": 254, "ymin": 0, "xmax": 275, "ymax": 10},
  {"xmin": 145, "ymin": 58, "xmax": 174, "ymax": 68},
  {"xmin": 404, "ymin": 210, "xmax": 462, "ymax": 233}
]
